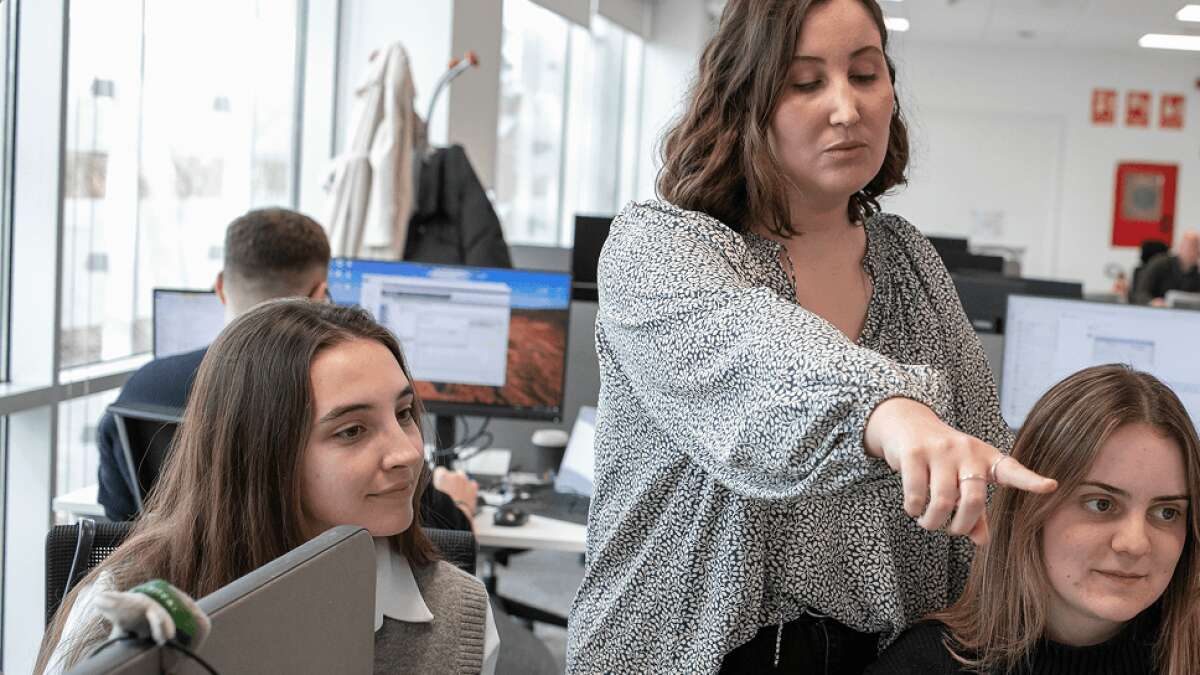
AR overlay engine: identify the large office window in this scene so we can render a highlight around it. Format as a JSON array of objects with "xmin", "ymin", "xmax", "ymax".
[
  {"xmin": 495, "ymin": 3, "xmax": 644, "ymax": 247},
  {"xmin": 60, "ymin": 0, "xmax": 300, "ymax": 369}
]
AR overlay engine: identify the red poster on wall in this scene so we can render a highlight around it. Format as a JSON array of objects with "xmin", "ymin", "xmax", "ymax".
[
  {"xmin": 1112, "ymin": 162, "xmax": 1178, "ymax": 247},
  {"xmin": 1091, "ymin": 89, "xmax": 1116, "ymax": 125},
  {"xmin": 1161, "ymin": 93, "xmax": 1185, "ymax": 129},
  {"xmin": 1126, "ymin": 91, "xmax": 1151, "ymax": 127}
]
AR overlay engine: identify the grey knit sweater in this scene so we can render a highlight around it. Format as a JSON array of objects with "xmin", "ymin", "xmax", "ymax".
[{"xmin": 374, "ymin": 561, "xmax": 489, "ymax": 674}]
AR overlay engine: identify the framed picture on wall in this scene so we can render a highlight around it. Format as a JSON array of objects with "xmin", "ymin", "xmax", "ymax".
[{"xmin": 1111, "ymin": 162, "xmax": 1178, "ymax": 247}]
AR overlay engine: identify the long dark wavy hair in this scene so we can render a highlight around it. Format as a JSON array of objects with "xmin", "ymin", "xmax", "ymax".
[
  {"xmin": 36, "ymin": 300, "xmax": 438, "ymax": 673},
  {"xmin": 657, "ymin": 0, "xmax": 908, "ymax": 235}
]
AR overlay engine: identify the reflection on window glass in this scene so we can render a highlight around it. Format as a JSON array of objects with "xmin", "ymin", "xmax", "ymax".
[
  {"xmin": 61, "ymin": 1, "xmax": 299, "ymax": 368},
  {"xmin": 55, "ymin": 389, "xmax": 119, "ymax": 512},
  {"xmin": 495, "ymin": 4, "xmax": 645, "ymax": 247},
  {"xmin": 495, "ymin": 0, "xmax": 569, "ymax": 247},
  {"xmin": 0, "ymin": 3, "xmax": 8, "ymax": 385}
]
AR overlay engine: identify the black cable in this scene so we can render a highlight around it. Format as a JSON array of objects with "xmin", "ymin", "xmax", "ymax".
[
  {"xmin": 165, "ymin": 639, "xmax": 221, "ymax": 675},
  {"xmin": 431, "ymin": 416, "xmax": 493, "ymax": 460},
  {"xmin": 85, "ymin": 633, "xmax": 220, "ymax": 674},
  {"xmin": 86, "ymin": 633, "xmax": 141, "ymax": 660}
]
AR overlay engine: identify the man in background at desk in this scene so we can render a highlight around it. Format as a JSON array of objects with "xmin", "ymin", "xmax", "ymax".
[
  {"xmin": 96, "ymin": 208, "xmax": 478, "ymax": 530},
  {"xmin": 96, "ymin": 208, "xmax": 333, "ymax": 520},
  {"xmin": 1133, "ymin": 230, "xmax": 1200, "ymax": 306}
]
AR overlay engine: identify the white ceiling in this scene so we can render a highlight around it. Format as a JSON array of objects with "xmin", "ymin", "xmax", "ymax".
[
  {"xmin": 884, "ymin": 0, "xmax": 1200, "ymax": 51},
  {"xmin": 703, "ymin": 0, "xmax": 1200, "ymax": 52}
]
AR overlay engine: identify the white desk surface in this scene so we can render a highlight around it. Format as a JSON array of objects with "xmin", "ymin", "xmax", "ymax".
[
  {"xmin": 473, "ymin": 505, "xmax": 587, "ymax": 553},
  {"xmin": 51, "ymin": 484, "xmax": 589, "ymax": 554},
  {"xmin": 53, "ymin": 484, "xmax": 105, "ymax": 518}
]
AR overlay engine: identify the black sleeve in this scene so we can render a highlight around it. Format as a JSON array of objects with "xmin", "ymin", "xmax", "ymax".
[
  {"xmin": 419, "ymin": 484, "xmax": 473, "ymax": 533},
  {"xmin": 1133, "ymin": 255, "xmax": 1171, "ymax": 304},
  {"xmin": 96, "ymin": 410, "xmax": 137, "ymax": 521},
  {"xmin": 865, "ymin": 622, "xmax": 964, "ymax": 675}
]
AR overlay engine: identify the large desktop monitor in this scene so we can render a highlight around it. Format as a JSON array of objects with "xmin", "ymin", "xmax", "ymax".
[
  {"xmin": 152, "ymin": 289, "xmax": 225, "ymax": 358},
  {"xmin": 1001, "ymin": 295, "xmax": 1200, "ymax": 429},
  {"xmin": 68, "ymin": 525, "xmax": 375, "ymax": 674},
  {"xmin": 952, "ymin": 273, "xmax": 1083, "ymax": 334},
  {"xmin": 328, "ymin": 258, "xmax": 573, "ymax": 422},
  {"xmin": 571, "ymin": 215, "xmax": 613, "ymax": 302}
]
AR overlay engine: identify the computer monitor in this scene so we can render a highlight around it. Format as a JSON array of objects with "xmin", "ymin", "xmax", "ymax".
[
  {"xmin": 1001, "ymin": 295, "xmax": 1200, "ymax": 429},
  {"xmin": 1165, "ymin": 290, "xmax": 1200, "ymax": 310},
  {"xmin": 926, "ymin": 235, "xmax": 968, "ymax": 257},
  {"xmin": 152, "ymin": 289, "xmax": 225, "ymax": 359},
  {"xmin": 554, "ymin": 405, "xmax": 596, "ymax": 497},
  {"xmin": 939, "ymin": 250, "xmax": 1005, "ymax": 274},
  {"xmin": 328, "ymin": 258, "xmax": 572, "ymax": 423},
  {"xmin": 953, "ymin": 274, "xmax": 1083, "ymax": 334},
  {"xmin": 68, "ymin": 525, "xmax": 375, "ymax": 674},
  {"xmin": 571, "ymin": 215, "xmax": 613, "ymax": 302}
]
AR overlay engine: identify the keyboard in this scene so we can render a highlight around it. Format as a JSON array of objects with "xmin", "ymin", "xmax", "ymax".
[{"xmin": 515, "ymin": 489, "xmax": 591, "ymax": 525}]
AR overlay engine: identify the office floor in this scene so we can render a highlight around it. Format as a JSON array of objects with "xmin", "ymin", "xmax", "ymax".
[{"xmin": 487, "ymin": 548, "xmax": 585, "ymax": 670}]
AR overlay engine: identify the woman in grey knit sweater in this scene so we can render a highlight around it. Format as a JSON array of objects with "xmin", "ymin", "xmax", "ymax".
[
  {"xmin": 38, "ymin": 301, "xmax": 498, "ymax": 675},
  {"xmin": 566, "ymin": 1, "xmax": 1056, "ymax": 673}
]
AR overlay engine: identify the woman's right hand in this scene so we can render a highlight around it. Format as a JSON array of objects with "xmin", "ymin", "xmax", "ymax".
[{"xmin": 863, "ymin": 397, "xmax": 1057, "ymax": 546}]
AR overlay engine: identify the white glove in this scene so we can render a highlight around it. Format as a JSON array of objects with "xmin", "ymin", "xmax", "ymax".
[{"xmin": 93, "ymin": 579, "xmax": 211, "ymax": 649}]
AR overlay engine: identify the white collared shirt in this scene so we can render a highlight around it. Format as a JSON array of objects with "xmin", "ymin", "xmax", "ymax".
[{"xmin": 374, "ymin": 538, "xmax": 500, "ymax": 675}]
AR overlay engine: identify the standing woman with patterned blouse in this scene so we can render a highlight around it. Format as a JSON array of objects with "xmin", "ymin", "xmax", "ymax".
[{"xmin": 566, "ymin": 1, "xmax": 1058, "ymax": 673}]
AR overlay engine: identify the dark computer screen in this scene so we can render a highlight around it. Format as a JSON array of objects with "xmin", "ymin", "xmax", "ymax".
[
  {"xmin": 953, "ymin": 274, "xmax": 1083, "ymax": 334},
  {"xmin": 938, "ymin": 250, "xmax": 1006, "ymax": 274},
  {"xmin": 328, "ymin": 258, "xmax": 572, "ymax": 420},
  {"xmin": 926, "ymin": 235, "xmax": 968, "ymax": 257},
  {"xmin": 571, "ymin": 215, "xmax": 613, "ymax": 302}
]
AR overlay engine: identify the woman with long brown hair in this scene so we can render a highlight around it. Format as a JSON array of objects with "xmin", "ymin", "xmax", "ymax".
[
  {"xmin": 869, "ymin": 365, "xmax": 1200, "ymax": 675},
  {"xmin": 566, "ymin": 0, "xmax": 1057, "ymax": 672},
  {"xmin": 36, "ymin": 300, "xmax": 499, "ymax": 674}
]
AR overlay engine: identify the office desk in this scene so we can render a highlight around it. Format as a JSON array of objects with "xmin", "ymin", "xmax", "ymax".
[
  {"xmin": 473, "ymin": 505, "xmax": 587, "ymax": 553},
  {"xmin": 52, "ymin": 484, "xmax": 590, "ymax": 554},
  {"xmin": 53, "ymin": 484, "xmax": 106, "ymax": 518}
]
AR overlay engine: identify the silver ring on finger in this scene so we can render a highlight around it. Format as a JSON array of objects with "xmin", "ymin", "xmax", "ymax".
[
  {"xmin": 988, "ymin": 455, "xmax": 1011, "ymax": 483},
  {"xmin": 958, "ymin": 473, "xmax": 987, "ymax": 484}
]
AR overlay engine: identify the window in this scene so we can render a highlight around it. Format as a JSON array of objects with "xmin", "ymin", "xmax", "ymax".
[
  {"xmin": 495, "ymin": 2, "xmax": 645, "ymax": 247},
  {"xmin": 55, "ymin": 389, "xmax": 119, "ymax": 511},
  {"xmin": 60, "ymin": 0, "xmax": 301, "ymax": 368},
  {"xmin": 495, "ymin": 0, "xmax": 570, "ymax": 247}
]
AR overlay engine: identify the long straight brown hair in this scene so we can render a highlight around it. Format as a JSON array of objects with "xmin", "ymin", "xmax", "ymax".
[
  {"xmin": 36, "ymin": 300, "xmax": 438, "ymax": 673},
  {"xmin": 934, "ymin": 365, "xmax": 1200, "ymax": 675},
  {"xmin": 657, "ymin": 0, "xmax": 908, "ymax": 235}
]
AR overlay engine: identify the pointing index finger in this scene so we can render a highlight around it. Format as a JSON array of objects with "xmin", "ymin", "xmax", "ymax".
[{"xmin": 993, "ymin": 454, "xmax": 1058, "ymax": 494}]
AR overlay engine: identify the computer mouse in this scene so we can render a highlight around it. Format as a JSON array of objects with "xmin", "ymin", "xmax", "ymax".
[{"xmin": 493, "ymin": 505, "xmax": 529, "ymax": 527}]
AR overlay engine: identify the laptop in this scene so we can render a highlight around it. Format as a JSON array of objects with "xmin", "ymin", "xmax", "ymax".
[
  {"xmin": 517, "ymin": 406, "xmax": 596, "ymax": 525},
  {"xmin": 1165, "ymin": 290, "xmax": 1200, "ymax": 310}
]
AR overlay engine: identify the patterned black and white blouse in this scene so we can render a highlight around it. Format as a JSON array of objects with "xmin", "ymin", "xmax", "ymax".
[{"xmin": 566, "ymin": 200, "xmax": 1012, "ymax": 674}]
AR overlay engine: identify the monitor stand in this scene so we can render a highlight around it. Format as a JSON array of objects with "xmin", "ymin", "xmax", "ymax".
[{"xmin": 433, "ymin": 414, "xmax": 457, "ymax": 468}]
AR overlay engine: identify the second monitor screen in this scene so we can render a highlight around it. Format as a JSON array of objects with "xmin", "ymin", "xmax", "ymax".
[{"xmin": 329, "ymin": 259, "xmax": 571, "ymax": 420}]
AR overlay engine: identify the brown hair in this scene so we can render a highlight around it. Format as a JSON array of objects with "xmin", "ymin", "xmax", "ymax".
[
  {"xmin": 36, "ymin": 300, "xmax": 437, "ymax": 673},
  {"xmin": 223, "ymin": 208, "xmax": 331, "ymax": 302},
  {"xmin": 657, "ymin": 0, "xmax": 908, "ymax": 235},
  {"xmin": 934, "ymin": 365, "xmax": 1200, "ymax": 675}
]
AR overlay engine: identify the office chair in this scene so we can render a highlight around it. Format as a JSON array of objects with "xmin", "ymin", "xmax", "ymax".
[
  {"xmin": 107, "ymin": 402, "xmax": 184, "ymax": 515},
  {"xmin": 45, "ymin": 519, "xmax": 133, "ymax": 625},
  {"xmin": 425, "ymin": 527, "xmax": 478, "ymax": 577}
]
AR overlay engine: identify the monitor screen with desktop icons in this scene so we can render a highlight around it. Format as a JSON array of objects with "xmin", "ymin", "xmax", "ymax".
[
  {"xmin": 152, "ymin": 289, "xmax": 225, "ymax": 359},
  {"xmin": 329, "ymin": 258, "xmax": 572, "ymax": 421},
  {"xmin": 1001, "ymin": 295, "xmax": 1200, "ymax": 429}
]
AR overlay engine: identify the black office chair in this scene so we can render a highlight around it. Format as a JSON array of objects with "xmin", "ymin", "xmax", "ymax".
[
  {"xmin": 107, "ymin": 402, "xmax": 184, "ymax": 515},
  {"xmin": 45, "ymin": 519, "xmax": 133, "ymax": 625},
  {"xmin": 46, "ymin": 520, "xmax": 479, "ymax": 625},
  {"xmin": 426, "ymin": 527, "xmax": 478, "ymax": 576}
]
